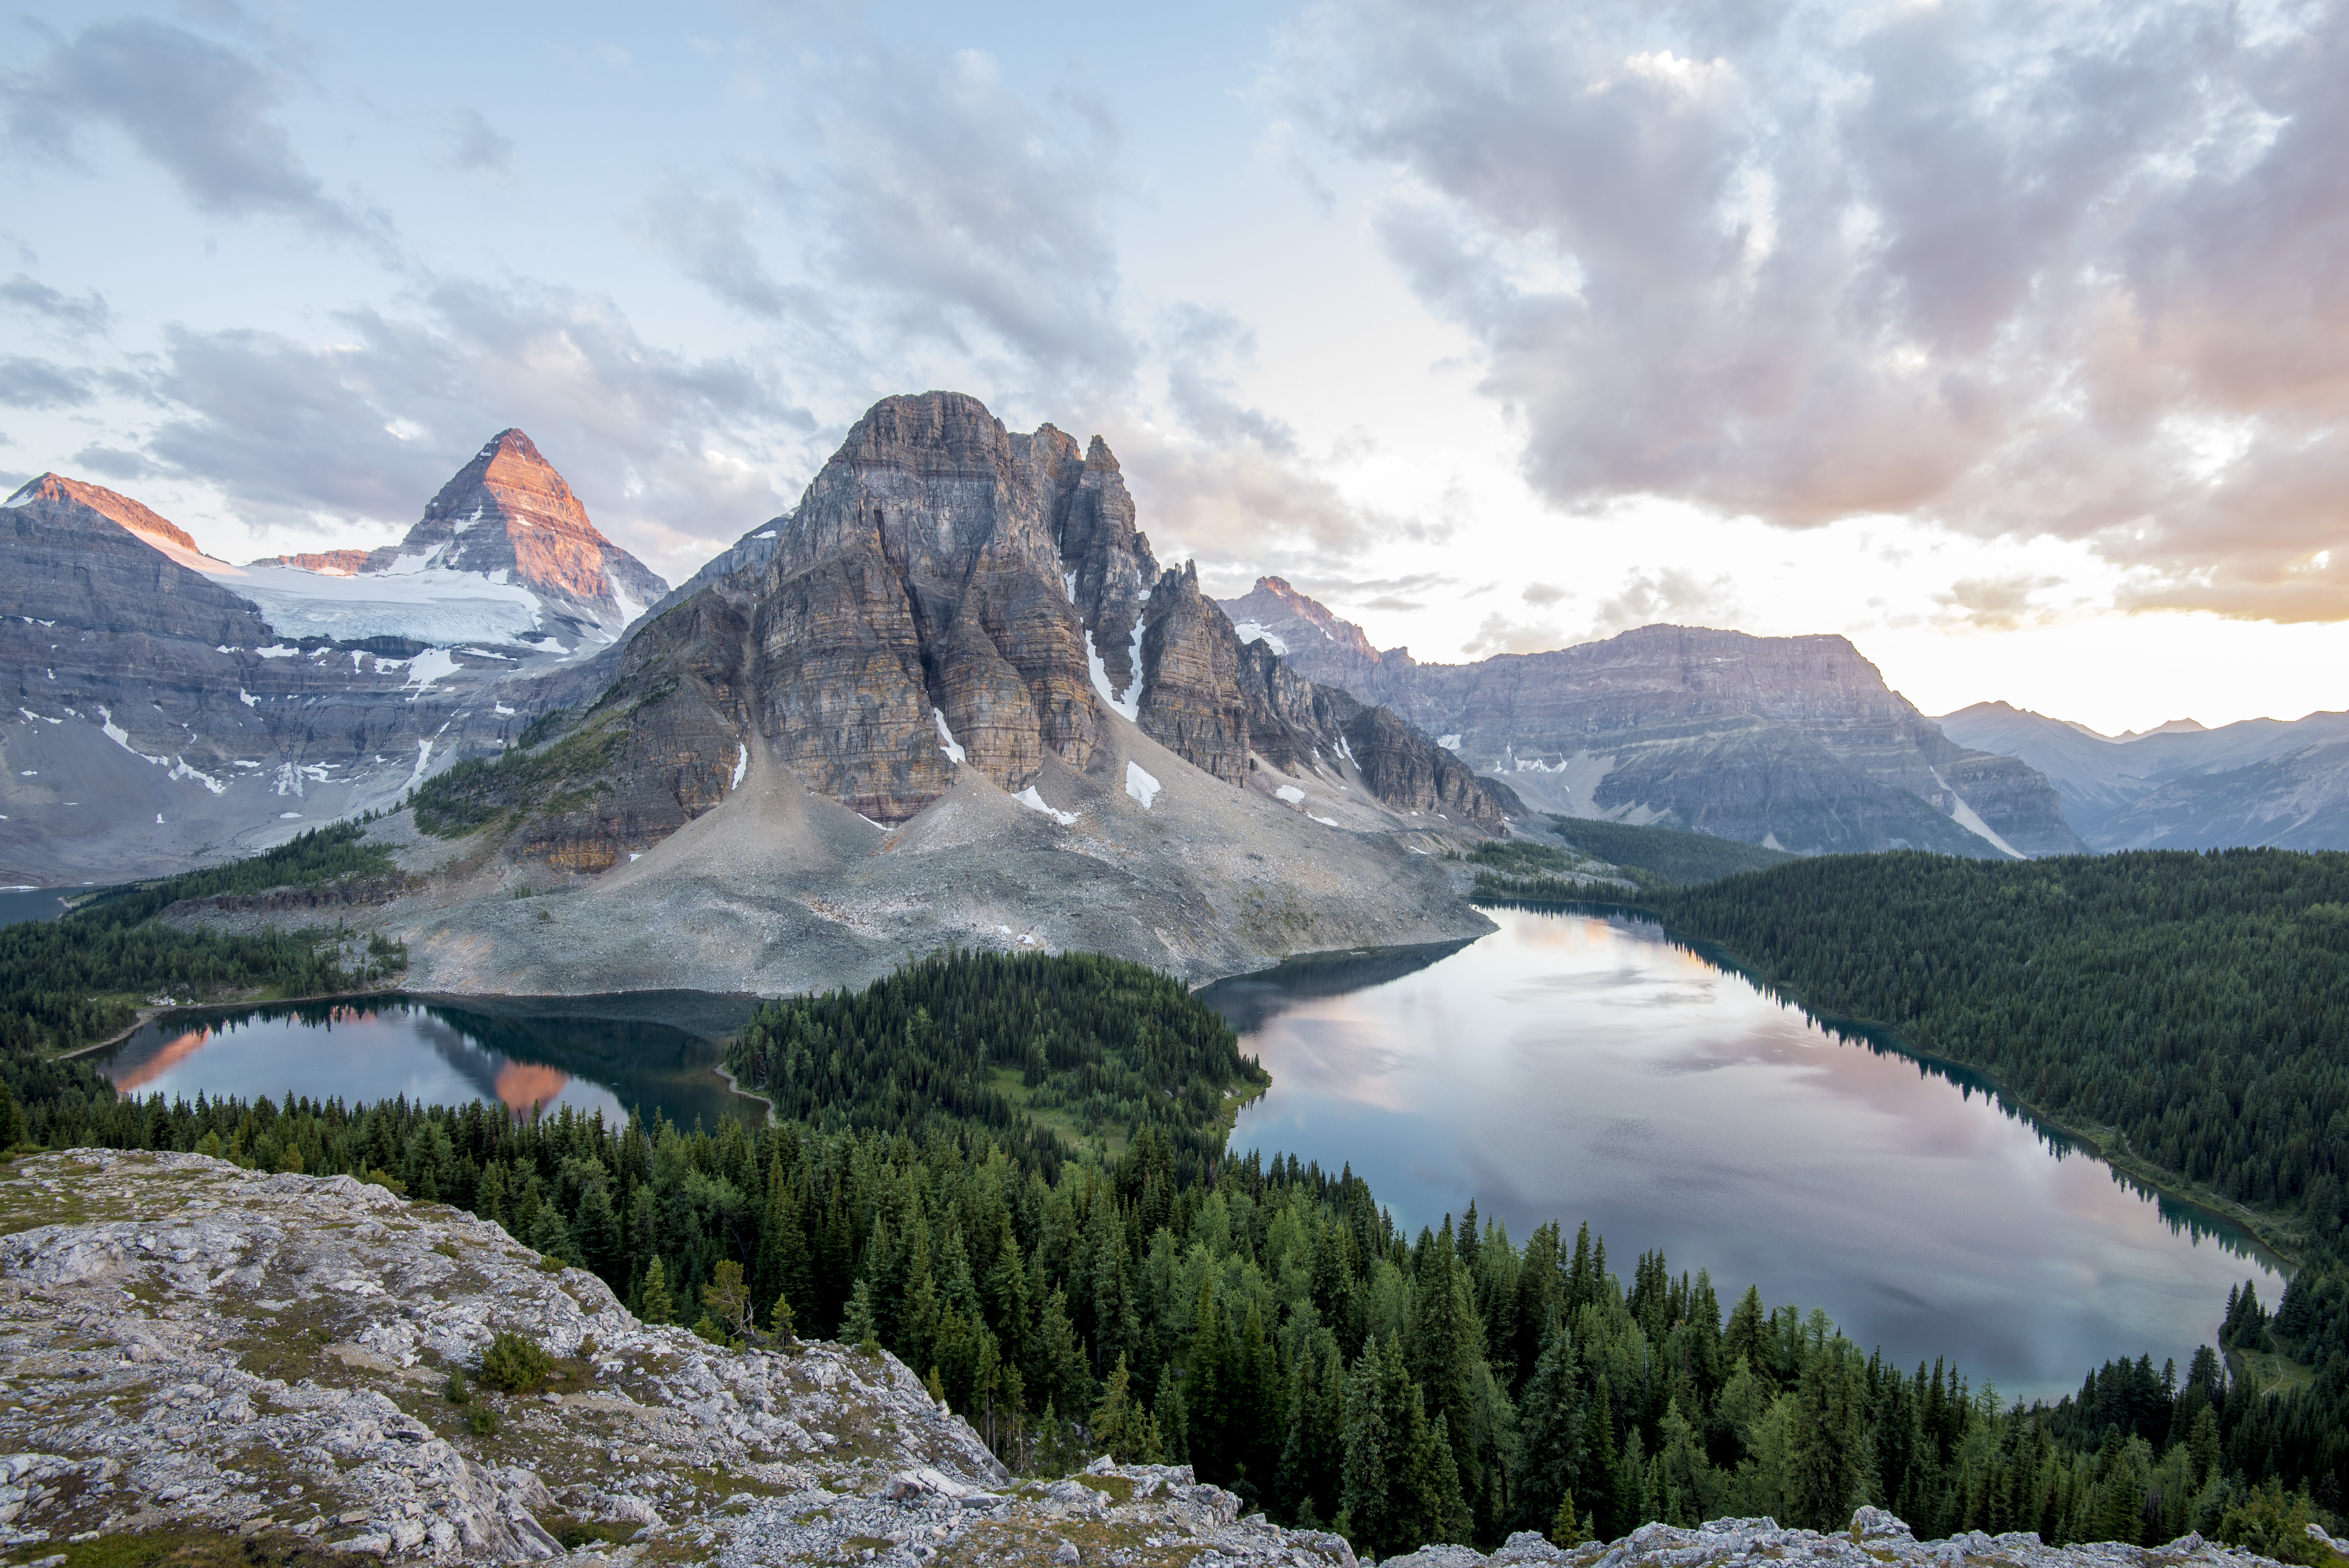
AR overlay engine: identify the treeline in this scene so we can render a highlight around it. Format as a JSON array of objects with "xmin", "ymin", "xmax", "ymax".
[
  {"xmin": 725, "ymin": 950, "xmax": 1269, "ymax": 1189},
  {"xmin": 0, "ymin": 824, "xmax": 408, "ymax": 1056},
  {"xmin": 1542, "ymin": 818, "xmax": 1797, "ymax": 886},
  {"xmin": 1626, "ymin": 849, "xmax": 2349, "ymax": 1232},
  {"xmin": 16, "ymin": 1078, "xmax": 2338, "ymax": 1559}
]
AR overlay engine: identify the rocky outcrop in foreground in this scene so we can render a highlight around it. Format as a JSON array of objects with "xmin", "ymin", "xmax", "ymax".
[
  {"xmin": 1383, "ymin": 1513, "xmax": 2280, "ymax": 1568},
  {"xmin": 0, "ymin": 1151, "xmax": 2297, "ymax": 1568}
]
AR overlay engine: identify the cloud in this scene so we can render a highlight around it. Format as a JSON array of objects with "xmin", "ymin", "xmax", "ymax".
[
  {"xmin": 1520, "ymin": 581, "xmax": 1569, "ymax": 607},
  {"xmin": 1279, "ymin": 0, "xmax": 2349, "ymax": 624},
  {"xmin": 1111, "ymin": 421, "xmax": 1372, "ymax": 569},
  {"xmin": 0, "ymin": 356, "xmax": 93, "ymax": 409},
  {"xmin": 1462, "ymin": 611, "xmax": 1564, "ymax": 657},
  {"xmin": 0, "ymin": 273, "xmax": 110, "ymax": 334},
  {"xmin": 2, "ymin": 18, "xmax": 367, "ymax": 236},
  {"xmin": 777, "ymin": 46, "xmax": 1139, "ymax": 394},
  {"xmin": 1585, "ymin": 566, "xmax": 1741, "ymax": 639},
  {"xmin": 1936, "ymin": 574, "xmax": 2066, "ymax": 631},
  {"xmin": 70, "ymin": 444, "xmax": 154, "ymax": 480},
  {"xmin": 438, "ymin": 107, "xmax": 513, "ymax": 175},
  {"xmin": 1160, "ymin": 305, "xmax": 1300, "ymax": 456},
  {"xmin": 636, "ymin": 178, "xmax": 830, "ymax": 324},
  {"xmin": 130, "ymin": 278, "xmax": 816, "ymax": 577}
]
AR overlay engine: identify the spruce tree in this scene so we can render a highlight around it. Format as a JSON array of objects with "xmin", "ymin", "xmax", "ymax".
[
  {"xmin": 1339, "ymin": 1338, "xmax": 1391, "ymax": 1554},
  {"xmin": 637, "ymin": 1256, "xmax": 675, "ymax": 1326},
  {"xmin": 1510, "ymin": 1313, "xmax": 1589, "ymax": 1534}
]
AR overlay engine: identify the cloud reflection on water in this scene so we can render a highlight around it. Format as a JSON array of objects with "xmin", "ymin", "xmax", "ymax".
[{"xmin": 1214, "ymin": 905, "xmax": 2281, "ymax": 1399}]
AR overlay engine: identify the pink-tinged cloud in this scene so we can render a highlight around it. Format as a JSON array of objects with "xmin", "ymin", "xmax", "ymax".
[{"xmin": 1281, "ymin": 0, "xmax": 2349, "ymax": 623}]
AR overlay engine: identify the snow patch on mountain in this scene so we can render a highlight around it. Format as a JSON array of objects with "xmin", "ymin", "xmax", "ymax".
[{"xmin": 204, "ymin": 562, "xmax": 546, "ymax": 646}]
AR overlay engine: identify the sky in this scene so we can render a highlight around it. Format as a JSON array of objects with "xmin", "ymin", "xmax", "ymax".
[{"xmin": 3, "ymin": 0, "xmax": 2346, "ymax": 736}]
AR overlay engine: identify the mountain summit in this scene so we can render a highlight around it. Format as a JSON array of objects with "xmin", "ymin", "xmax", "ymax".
[
  {"xmin": 1218, "ymin": 577, "xmax": 2082, "ymax": 858},
  {"xmin": 362, "ymin": 429, "xmax": 669, "ymax": 629}
]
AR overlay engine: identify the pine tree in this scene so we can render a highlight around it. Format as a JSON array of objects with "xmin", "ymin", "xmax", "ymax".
[
  {"xmin": 637, "ymin": 1256, "xmax": 675, "ymax": 1326},
  {"xmin": 841, "ymin": 1279, "xmax": 881, "ymax": 1351},
  {"xmin": 1510, "ymin": 1313, "xmax": 1588, "ymax": 1533},
  {"xmin": 1339, "ymin": 1338, "xmax": 1392, "ymax": 1554},
  {"xmin": 1092, "ymin": 1352, "xmax": 1162, "ymax": 1464},
  {"xmin": 574, "ymin": 1178, "xmax": 623, "ymax": 1285},
  {"xmin": 1552, "ymin": 1492, "xmax": 1586, "ymax": 1547},
  {"xmin": 1786, "ymin": 1350, "xmax": 1868, "ymax": 1530}
]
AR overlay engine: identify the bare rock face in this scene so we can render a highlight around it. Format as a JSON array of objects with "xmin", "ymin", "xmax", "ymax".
[
  {"xmin": 362, "ymin": 429, "xmax": 670, "ymax": 631},
  {"xmin": 1232, "ymin": 641, "xmax": 1519, "ymax": 832},
  {"xmin": 1342, "ymin": 705, "xmax": 1520, "ymax": 833},
  {"xmin": 1137, "ymin": 563, "xmax": 1250, "ymax": 787},
  {"xmin": 1220, "ymin": 579, "xmax": 2081, "ymax": 858},
  {"xmin": 733, "ymin": 393, "xmax": 1105, "ymax": 820},
  {"xmin": 0, "ymin": 473, "xmax": 593, "ymax": 885},
  {"xmin": 0, "ymin": 1149, "xmax": 1005, "ymax": 1562},
  {"xmin": 588, "ymin": 394, "xmax": 1514, "ymax": 839},
  {"xmin": 1223, "ymin": 574, "xmax": 1395, "ymax": 691},
  {"xmin": 1051, "ymin": 431, "xmax": 1160, "ymax": 711},
  {"xmin": 3, "ymin": 474, "xmax": 271, "ymax": 646}
]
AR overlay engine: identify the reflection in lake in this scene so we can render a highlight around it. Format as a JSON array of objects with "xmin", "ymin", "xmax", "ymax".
[
  {"xmin": 95, "ymin": 992, "xmax": 765, "ymax": 1131},
  {"xmin": 1210, "ymin": 905, "xmax": 2284, "ymax": 1399}
]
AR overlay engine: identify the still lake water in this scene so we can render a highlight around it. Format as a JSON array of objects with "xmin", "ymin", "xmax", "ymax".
[
  {"xmin": 0, "ymin": 888, "xmax": 73, "ymax": 927},
  {"xmin": 1211, "ymin": 905, "xmax": 2284, "ymax": 1400},
  {"xmin": 84, "ymin": 905, "xmax": 2277, "ymax": 1398},
  {"xmin": 94, "ymin": 992, "xmax": 765, "ymax": 1133}
]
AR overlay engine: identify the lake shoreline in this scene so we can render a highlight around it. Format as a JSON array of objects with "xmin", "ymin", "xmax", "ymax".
[{"xmin": 1479, "ymin": 894, "xmax": 2302, "ymax": 1273}]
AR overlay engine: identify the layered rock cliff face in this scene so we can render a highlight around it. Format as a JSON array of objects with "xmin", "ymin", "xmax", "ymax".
[
  {"xmin": 596, "ymin": 392, "xmax": 1501, "ymax": 830},
  {"xmin": 1217, "ymin": 579, "xmax": 2079, "ymax": 857},
  {"xmin": 4, "ymin": 474, "xmax": 271, "ymax": 645},
  {"xmin": 0, "ymin": 467, "xmax": 605, "ymax": 885},
  {"xmin": 253, "ymin": 547, "xmax": 370, "ymax": 574}
]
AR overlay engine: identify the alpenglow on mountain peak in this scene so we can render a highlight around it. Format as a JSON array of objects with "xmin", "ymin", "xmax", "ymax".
[{"xmin": 360, "ymin": 428, "xmax": 669, "ymax": 616}]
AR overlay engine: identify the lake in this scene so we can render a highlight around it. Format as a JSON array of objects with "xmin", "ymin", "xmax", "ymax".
[
  {"xmin": 93, "ymin": 991, "xmax": 766, "ymax": 1132},
  {"xmin": 0, "ymin": 888, "xmax": 73, "ymax": 927},
  {"xmin": 1211, "ymin": 904, "xmax": 2285, "ymax": 1400}
]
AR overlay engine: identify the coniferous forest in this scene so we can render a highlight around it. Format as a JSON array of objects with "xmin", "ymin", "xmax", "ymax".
[
  {"xmin": 1629, "ymin": 849, "xmax": 2349, "ymax": 1239},
  {"xmin": 3, "ymin": 944, "xmax": 2343, "ymax": 1561}
]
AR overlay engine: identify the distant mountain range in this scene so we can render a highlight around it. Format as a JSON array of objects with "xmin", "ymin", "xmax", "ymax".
[
  {"xmin": 1, "ymin": 435, "xmax": 664, "ymax": 882},
  {"xmin": 21, "ymin": 389, "xmax": 2236, "ymax": 996},
  {"xmin": 1936, "ymin": 701, "xmax": 2349, "ymax": 850},
  {"xmin": 1217, "ymin": 577, "xmax": 2081, "ymax": 858}
]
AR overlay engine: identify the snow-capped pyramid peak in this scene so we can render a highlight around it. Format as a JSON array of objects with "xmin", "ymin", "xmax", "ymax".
[{"xmin": 362, "ymin": 429, "xmax": 668, "ymax": 628}]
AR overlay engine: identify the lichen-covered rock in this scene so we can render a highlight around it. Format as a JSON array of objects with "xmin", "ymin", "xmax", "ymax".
[
  {"xmin": 0, "ymin": 1150, "xmax": 1002, "ymax": 1562},
  {"xmin": 0, "ymin": 1155, "xmax": 2295, "ymax": 1568}
]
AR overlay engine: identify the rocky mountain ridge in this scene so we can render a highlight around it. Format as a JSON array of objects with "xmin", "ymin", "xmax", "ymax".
[
  {"xmin": 314, "ymin": 393, "xmax": 1515, "ymax": 995},
  {"xmin": 0, "ymin": 1151, "xmax": 2296, "ymax": 1568},
  {"xmin": 1217, "ymin": 579, "xmax": 2081, "ymax": 859},
  {"xmin": 1938, "ymin": 701, "xmax": 2349, "ymax": 850},
  {"xmin": 615, "ymin": 394, "xmax": 1511, "ymax": 832},
  {"xmin": 0, "ymin": 453, "xmax": 629, "ymax": 885}
]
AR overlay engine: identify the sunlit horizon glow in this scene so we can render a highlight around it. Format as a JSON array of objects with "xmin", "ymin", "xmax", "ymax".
[{"xmin": 3, "ymin": 0, "xmax": 2344, "ymax": 738}]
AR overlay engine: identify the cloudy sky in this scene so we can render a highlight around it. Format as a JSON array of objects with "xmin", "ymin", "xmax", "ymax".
[{"xmin": 4, "ymin": 0, "xmax": 2345, "ymax": 734}]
